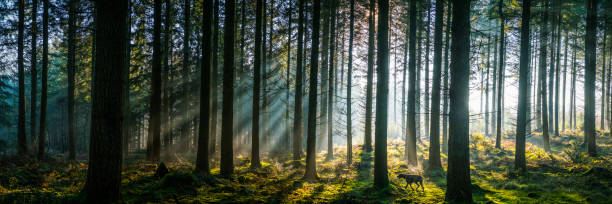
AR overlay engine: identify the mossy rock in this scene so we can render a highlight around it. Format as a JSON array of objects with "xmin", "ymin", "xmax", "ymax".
[{"xmin": 158, "ymin": 171, "xmax": 196, "ymax": 190}]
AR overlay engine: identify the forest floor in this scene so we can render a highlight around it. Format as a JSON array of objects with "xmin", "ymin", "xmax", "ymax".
[{"xmin": 1, "ymin": 130, "xmax": 611, "ymax": 203}]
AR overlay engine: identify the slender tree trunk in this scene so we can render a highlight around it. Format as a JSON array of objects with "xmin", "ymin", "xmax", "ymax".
[
  {"xmin": 374, "ymin": 0, "xmax": 390, "ymax": 189},
  {"xmin": 554, "ymin": 10, "xmax": 561, "ymax": 137},
  {"xmin": 492, "ymin": 34, "xmax": 498, "ymax": 135},
  {"xmin": 441, "ymin": 2, "xmax": 451, "ymax": 153},
  {"xmin": 251, "ymin": 0, "xmax": 264, "ymax": 169},
  {"xmin": 147, "ymin": 0, "xmax": 162, "ymax": 162},
  {"xmin": 195, "ymin": 0, "xmax": 212, "ymax": 175},
  {"xmin": 38, "ymin": 0, "xmax": 49, "ymax": 160},
  {"xmin": 285, "ymin": 0, "xmax": 292, "ymax": 154},
  {"xmin": 584, "ymin": 0, "xmax": 598, "ymax": 156},
  {"xmin": 424, "ymin": 0, "xmax": 431, "ymax": 140},
  {"xmin": 304, "ymin": 0, "xmax": 321, "ymax": 181},
  {"xmin": 346, "ymin": 0, "xmax": 354, "ymax": 165},
  {"xmin": 181, "ymin": 0, "xmax": 191, "ymax": 151},
  {"xmin": 539, "ymin": 0, "xmax": 551, "ymax": 152},
  {"xmin": 600, "ymin": 29, "xmax": 607, "ymax": 129},
  {"xmin": 364, "ymin": 0, "xmax": 375, "ymax": 153},
  {"xmin": 122, "ymin": 0, "xmax": 131, "ymax": 161},
  {"xmin": 162, "ymin": 0, "xmax": 172, "ymax": 157},
  {"xmin": 406, "ymin": 0, "xmax": 418, "ymax": 165},
  {"xmin": 210, "ymin": 0, "xmax": 219, "ymax": 156},
  {"xmin": 495, "ymin": 0, "xmax": 505, "ymax": 149},
  {"xmin": 515, "ymin": 0, "xmax": 532, "ymax": 173},
  {"xmin": 485, "ymin": 34, "xmax": 491, "ymax": 136},
  {"xmin": 319, "ymin": 0, "xmax": 329, "ymax": 150},
  {"xmin": 327, "ymin": 0, "xmax": 337, "ymax": 160},
  {"xmin": 562, "ymin": 32, "xmax": 568, "ymax": 131},
  {"xmin": 67, "ymin": 0, "xmax": 78, "ymax": 160},
  {"xmin": 293, "ymin": 0, "xmax": 305, "ymax": 162},
  {"xmin": 570, "ymin": 33, "xmax": 576, "ymax": 129},
  {"xmin": 427, "ymin": 0, "xmax": 444, "ymax": 172},
  {"xmin": 30, "ymin": 0, "xmax": 38, "ymax": 147},
  {"xmin": 220, "ymin": 0, "xmax": 236, "ymax": 176},
  {"xmin": 445, "ymin": 0, "xmax": 472, "ymax": 201},
  {"xmin": 83, "ymin": 0, "xmax": 128, "ymax": 201}
]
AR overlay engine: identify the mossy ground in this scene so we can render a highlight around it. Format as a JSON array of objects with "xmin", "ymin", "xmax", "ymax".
[{"xmin": 1, "ymin": 130, "xmax": 610, "ymax": 203}]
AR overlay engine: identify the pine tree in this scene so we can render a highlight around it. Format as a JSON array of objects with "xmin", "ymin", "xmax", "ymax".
[{"xmin": 374, "ymin": 0, "xmax": 390, "ymax": 189}]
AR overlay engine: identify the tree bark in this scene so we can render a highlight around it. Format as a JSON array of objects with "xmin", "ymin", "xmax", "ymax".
[
  {"xmin": 83, "ymin": 0, "xmax": 128, "ymax": 201},
  {"xmin": 539, "ymin": 0, "xmax": 551, "ymax": 152},
  {"xmin": 30, "ymin": 0, "xmax": 38, "ymax": 147},
  {"xmin": 346, "ymin": 0, "xmax": 355, "ymax": 165},
  {"xmin": 304, "ymin": 0, "xmax": 321, "ymax": 181},
  {"xmin": 293, "ymin": 0, "xmax": 305, "ymax": 161},
  {"xmin": 364, "ymin": 0, "xmax": 375, "ymax": 153},
  {"xmin": 195, "ymin": 0, "xmax": 213, "ymax": 175},
  {"xmin": 515, "ymin": 0, "xmax": 531, "ymax": 173},
  {"xmin": 495, "ymin": 0, "xmax": 505, "ymax": 149},
  {"xmin": 374, "ymin": 0, "xmax": 389, "ymax": 189},
  {"xmin": 67, "ymin": 0, "xmax": 78, "ymax": 160},
  {"xmin": 584, "ymin": 0, "xmax": 598, "ymax": 156},
  {"xmin": 445, "ymin": 0, "xmax": 472, "ymax": 201},
  {"xmin": 38, "ymin": 0, "xmax": 49, "ymax": 160},
  {"xmin": 406, "ymin": 0, "xmax": 417, "ymax": 165},
  {"xmin": 17, "ymin": 0, "xmax": 26, "ymax": 155},
  {"xmin": 427, "ymin": 0, "xmax": 444, "ymax": 172},
  {"xmin": 327, "ymin": 0, "xmax": 337, "ymax": 160},
  {"xmin": 220, "ymin": 0, "xmax": 236, "ymax": 176},
  {"xmin": 251, "ymin": 0, "xmax": 264, "ymax": 169},
  {"xmin": 441, "ymin": 1, "xmax": 451, "ymax": 153},
  {"xmin": 147, "ymin": 0, "xmax": 162, "ymax": 162}
]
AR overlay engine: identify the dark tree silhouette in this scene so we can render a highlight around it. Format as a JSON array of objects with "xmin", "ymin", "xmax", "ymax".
[
  {"xmin": 83, "ymin": 0, "xmax": 128, "ymax": 202},
  {"xmin": 406, "ymin": 0, "xmax": 418, "ymax": 165},
  {"xmin": 539, "ymin": 0, "xmax": 551, "ymax": 152},
  {"xmin": 293, "ymin": 0, "xmax": 305, "ymax": 161},
  {"xmin": 445, "ymin": 0, "xmax": 472, "ymax": 201},
  {"xmin": 374, "ymin": 0, "xmax": 389, "ymax": 189},
  {"xmin": 427, "ymin": 0, "xmax": 444, "ymax": 173},
  {"xmin": 515, "ymin": 0, "xmax": 532, "ymax": 173},
  {"xmin": 304, "ymin": 0, "xmax": 321, "ymax": 181},
  {"xmin": 584, "ymin": 0, "xmax": 598, "ymax": 157},
  {"xmin": 346, "ymin": 0, "xmax": 355, "ymax": 165},
  {"xmin": 148, "ymin": 0, "xmax": 162, "ymax": 162},
  {"xmin": 67, "ymin": 0, "xmax": 78, "ymax": 160},
  {"xmin": 30, "ymin": 0, "xmax": 38, "ymax": 146},
  {"xmin": 364, "ymin": 0, "xmax": 375, "ymax": 153},
  {"xmin": 38, "ymin": 0, "xmax": 49, "ymax": 160},
  {"xmin": 195, "ymin": 0, "xmax": 213, "ymax": 175},
  {"xmin": 17, "ymin": 0, "xmax": 26, "ymax": 155},
  {"xmin": 220, "ymin": 0, "xmax": 236, "ymax": 177},
  {"xmin": 251, "ymin": 0, "xmax": 264, "ymax": 169}
]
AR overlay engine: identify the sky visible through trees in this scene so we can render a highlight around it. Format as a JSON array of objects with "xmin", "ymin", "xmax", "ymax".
[{"xmin": 0, "ymin": 0, "xmax": 611, "ymax": 202}]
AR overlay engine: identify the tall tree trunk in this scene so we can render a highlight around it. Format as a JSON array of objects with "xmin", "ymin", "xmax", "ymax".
[
  {"xmin": 424, "ymin": 0, "xmax": 431, "ymax": 140},
  {"xmin": 251, "ymin": 0, "xmax": 264, "ymax": 169},
  {"xmin": 346, "ymin": 0, "xmax": 355, "ymax": 165},
  {"xmin": 515, "ymin": 0, "xmax": 532, "ymax": 173},
  {"xmin": 304, "ymin": 0, "xmax": 321, "ymax": 181},
  {"xmin": 285, "ymin": 0, "xmax": 292, "ymax": 154},
  {"xmin": 67, "ymin": 0, "xmax": 78, "ymax": 160},
  {"xmin": 220, "ymin": 0, "xmax": 236, "ymax": 176},
  {"xmin": 492, "ymin": 34, "xmax": 498, "ymax": 135},
  {"xmin": 445, "ymin": 0, "xmax": 472, "ymax": 201},
  {"xmin": 364, "ymin": 0, "xmax": 375, "ymax": 153},
  {"xmin": 427, "ymin": 0, "xmax": 444, "ymax": 172},
  {"xmin": 196, "ymin": 0, "xmax": 212, "ymax": 175},
  {"xmin": 210, "ymin": 0, "xmax": 219, "ymax": 156},
  {"xmin": 539, "ymin": 0, "xmax": 551, "ymax": 152},
  {"xmin": 30, "ymin": 0, "xmax": 38, "ymax": 146},
  {"xmin": 123, "ymin": 0, "xmax": 131, "ymax": 160},
  {"xmin": 601, "ymin": 29, "xmax": 607, "ymax": 129},
  {"xmin": 548, "ymin": 1, "xmax": 557, "ymax": 135},
  {"xmin": 495, "ymin": 0, "xmax": 505, "ymax": 149},
  {"xmin": 293, "ymin": 0, "xmax": 305, "ymax": 161},
  {"xmin": 17, "ymin": 0, "xmax": 26, "ymax": 156},
  {"xmin": 441, "ymin": 1, "xmax": 451, "ymax": 153},
  {"xmin": 38, "ymin": 0, "xmax": 49, "ymax": 160},
  {"xmin": 181, "ymin": 0, "xmax": 191, "ymax": 151},
  {"xmin": 485, "ymin": 34, "xmax": 491, "ymax": 136},
  {"xmin": 584, "ymin": 0, "xmax": 598, "ymax": 156},
  {"xmin": 327, "ymin": 0, "xmax": 337, "ymax": 160},
  {"xmin": 570, "ymin": 33, "xmax": 576, "ymax": 129},
  {"xmin": 406, "ymin": 0, "xmax": 418, "ymax": 165},
  {"xmin": 320, "ymin": 0, "xmax": 329, "ymax": 150},
  {"xmin": 147, "ymin": 0, "xmax": 162, "ymax": 162},
  {"xmin": 162, "ymin": 0, "xmax": 172, "ymax": 156},
  {"xmin": 374, "ymin": 0, "xmax": 389, "ymax": 189},
  {"xmin": 83, "ymin": 0, "xmax": 128, "ymax": 201},
  {"xmin": 554, "ymin": 9, "xmax": 561, "ymax": 137},
  {"xmin": 562, "ymin": 32, "xmax": 568, "ymax": 130}
]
